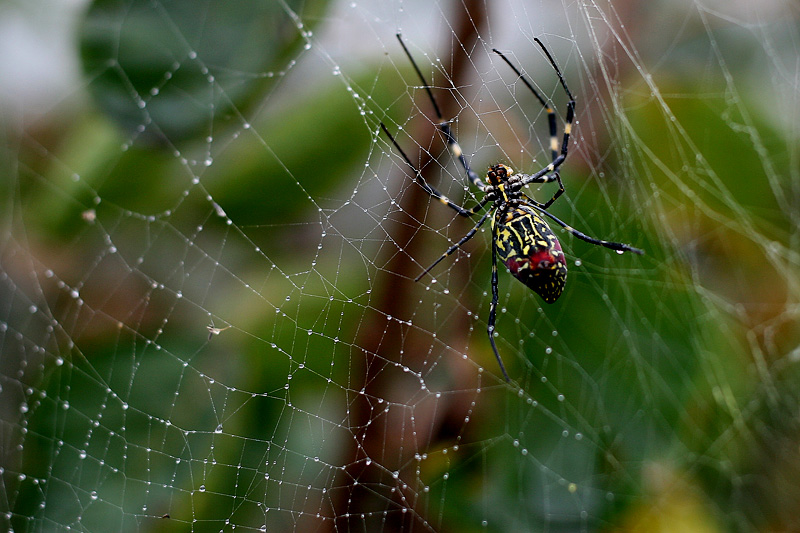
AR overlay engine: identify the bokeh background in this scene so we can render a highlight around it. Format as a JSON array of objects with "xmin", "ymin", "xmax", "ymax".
[{"xmin": 1, "ymin": 0, "xmax": 798, "ymax": 531}]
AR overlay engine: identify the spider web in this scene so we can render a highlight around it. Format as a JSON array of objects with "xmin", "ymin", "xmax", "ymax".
[{"xmin": 1, "ymin": 0, "xmax": 799, "ymax": 531}]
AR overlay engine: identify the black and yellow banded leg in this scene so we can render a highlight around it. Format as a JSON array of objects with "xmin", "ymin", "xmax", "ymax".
[
  {"xmin": 532, "ymin": 205, "xmax": 645, "ymax": 255},
  {"xmin": 438, "ymin": 122, "xmax": 486, "ymax": 190},
  {"xmin": 518, "ymin": 154, "xmax": 566, "ymax": 188},
  {"xmin": 496, "ymin": 39, "xmax": 576, "ymax": 193},
  {"xmin": 493, "ymin": 47, "xmax": 560, "ymax": 163},
  {"xmin": 488, "ymin": 233, "xmax": 511, "ymax": 382},
  {"xmin": 533, "ymin": 37, "xmax": 576, "ymax": 162},
  {"xmin": 540, "ymin": 172, "xmax": 564, "ymax": 209},
  {"xmin": 415, "ymin": 209, "xmax": 493, "ymax": 281},
  {"xmin": 521, "ymin": 173, "xmax": 564, "ymax": 210},
  {"xmin": 395, "ymin": 34, "xmax": 487, "ymax": 192},
  {"xmin": 380, "ymin": 123, "xmax": 489, "ymax": 218}
]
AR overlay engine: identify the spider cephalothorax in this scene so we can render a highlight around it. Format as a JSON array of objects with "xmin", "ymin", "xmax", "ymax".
[
  {"xmin": 486, "ymin": 163, "xmax": 512, "ymax": 185},
  {"xmin": 380, "ymin": 34, "xmax": 643, "ymax": 381}
]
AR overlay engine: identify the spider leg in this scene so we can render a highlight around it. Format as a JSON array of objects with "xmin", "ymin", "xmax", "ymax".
[
  {"xmin": 532, "ymin": 37, "xmax": 576, "ymax": 164},
  {"xmin": 515, "ymin": 171, "xmax": 565, "ymax": 209},
  {"xmin": 415, "ymin": 208, "xmax": 493, "ymax": 281},
  {"xmin": 492, "ymin": 47, "xmax": 559, "ymax": 163},
  {"xmin": 488, "ymin": 225, "xmax": 511, "ymax": 382},
  {"xmin": 527, "ymin": 200, "xmax": 644, "ymax": 255},
  {"xmin": 495, "ymin": 39, "xmax": 576, "ymax": 202},
  {"xmin": 516, "ymin": 156, "xmax": 567, "ymax": 188},
  {"xmin": 438, "ymin": 122, "xmax": 487, "ymax": 190},
  {"xmin": 396, "ymin": 34, "xmax": 486, "ymax": 190},
  {"xmin": 380, "ymin": 123, "xmax": 488, "ymax": 217},
  {"xmin": 540, "ymin": 171, "xmax": 565, "ymax": 209}
]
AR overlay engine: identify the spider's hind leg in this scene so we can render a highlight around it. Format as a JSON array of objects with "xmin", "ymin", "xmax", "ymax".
[{"xmin": 488, "ymin": 233, "xmax": 511, "ymax": 382}]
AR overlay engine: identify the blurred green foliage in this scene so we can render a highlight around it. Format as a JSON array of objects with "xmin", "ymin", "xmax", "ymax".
[{"xmin": 81, "ymin": 0, "xmax": 326, "ymax": 143}]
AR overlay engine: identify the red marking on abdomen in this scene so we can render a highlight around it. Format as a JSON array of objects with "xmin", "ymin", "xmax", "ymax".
[
  {"xmin": 529, "ymin": 249, "xmax": 559, "ymax": 270},
  {"xmin": 505, "ymin": 257, "xmax": 527, "ymax": 275}
]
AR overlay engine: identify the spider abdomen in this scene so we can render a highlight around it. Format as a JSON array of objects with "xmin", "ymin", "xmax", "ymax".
[{"xmin": 494, "ymin": 205, "xmax": 568, "ymax": 303}]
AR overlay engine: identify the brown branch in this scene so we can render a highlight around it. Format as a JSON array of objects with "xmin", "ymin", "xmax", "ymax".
[{"xmin": 327, "ymin": 1, "xmax": 490, "ymax": 531}]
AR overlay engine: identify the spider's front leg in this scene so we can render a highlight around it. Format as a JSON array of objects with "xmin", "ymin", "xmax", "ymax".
[
  {"xmin": 379, "ymin": 123, "xmax": 488, "ymax": 218},
  {"xmin": 437, "ymin": 122, "xmax": 487, "ymax": 190}
]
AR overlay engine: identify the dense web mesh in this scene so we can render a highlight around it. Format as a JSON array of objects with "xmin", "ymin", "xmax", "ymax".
[{"xmin": 1, "ymin": 0, "xmax": 799, "ymax": 531}]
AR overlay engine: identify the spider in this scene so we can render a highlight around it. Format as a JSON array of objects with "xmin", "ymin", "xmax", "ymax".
[{"xmin": 380, "ymin": 34, "xmax": 644, "ymax": 381}]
